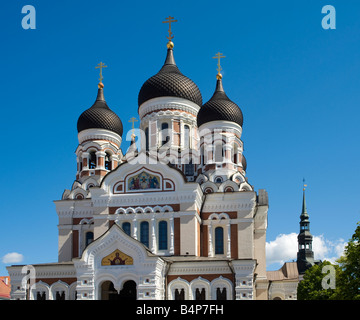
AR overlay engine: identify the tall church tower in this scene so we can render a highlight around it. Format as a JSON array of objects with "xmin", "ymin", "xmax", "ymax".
[
  {"xmin": 297, "ymin": 185, "xmax": 315, "ymax": 274},
  {"xmin": 196, "ymin": 53, "xmax": 250, "ymax": 191},
  {"xmin": 74, "ymin": 68, "xmax": 124, "ymax": 188}
]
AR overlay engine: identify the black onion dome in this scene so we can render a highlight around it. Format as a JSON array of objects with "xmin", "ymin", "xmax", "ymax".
[
  {"xmin": 197, "ymin": 78, "xmax": 243, "ymax": 127},
  {"xmin": 77, "ymin": 86, "xmax": 123, "ymax": 137},
  {"xmin": 138, "ymin": 48, "xmax": 202, "ymax": 107}
]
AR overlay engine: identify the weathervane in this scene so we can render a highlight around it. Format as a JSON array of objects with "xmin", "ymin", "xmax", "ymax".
[
  {"xmin": 162, "ymin": 16, "xmax": 177, "ymax": 48},
  {"xmin": 303, "ymin": 178, "xmax": 307, "ymax": 191},
  {"xmin": 212, "ymin": 52, "xmax": 226, "ymax": 79},
  {"xmin": 95, "ymin": 62, "xmax": 107, "ymax": 86}
]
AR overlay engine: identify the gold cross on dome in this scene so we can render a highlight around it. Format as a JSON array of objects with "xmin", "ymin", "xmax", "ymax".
[
  {"xmin": 162, "ymin": 16, "xmax": 177, "ymax": 40},
  {"xmin": 129, "ymin": 117, "xmax": 138, "ymax": 135},
  {"xmin": 213, "ymin": 52, "xmax": 226, "ymax": 75},
  {"xmin": 95, "ymin": 62, "xmax": 107, "ymax": 83}
]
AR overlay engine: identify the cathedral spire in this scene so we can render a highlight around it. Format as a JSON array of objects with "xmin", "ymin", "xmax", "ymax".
[
  {"xmin": 297, "ymin": 181, "xmax": 314, "ymax": 274},
  {"xmin": 300, "ymin": 184, "xmax": 309, "ymax": 221}
]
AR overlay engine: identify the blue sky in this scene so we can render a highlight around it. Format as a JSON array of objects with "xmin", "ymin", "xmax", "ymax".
[{"xmin": 1, "ymin": 0, "xmax": 359, "ymax": 275}]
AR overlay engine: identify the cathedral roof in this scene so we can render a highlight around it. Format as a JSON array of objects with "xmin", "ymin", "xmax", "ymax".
[
  {"xmin": 197, "ymin": 77, "xmax": 243, "ymax": 128},
  {"xmin": 77, "ymin": 84, "xmax": 123, "ymax": 137},
  {"xmin": 138, "ymin": 47, "xmax": 203, "ymax": 107}
]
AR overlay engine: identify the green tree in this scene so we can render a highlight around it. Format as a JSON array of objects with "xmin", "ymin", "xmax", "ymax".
[
  {"xmin": 297, "ymin": 222, "xmax": 360, "ymax": 300},
  {"xmin": 297, "ymin": 260, "xmax": 339, "ymax": 300},
  {"xmin": 334, "ymin": 222, "xmax": 360, "ymax": 300}
]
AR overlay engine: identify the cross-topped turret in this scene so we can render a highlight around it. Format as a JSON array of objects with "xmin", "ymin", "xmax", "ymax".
[
  {"xmin": 162, "ymin": 16, "xmax": 177, "ymax": 40},
  {"xmin": 128, "ymin": 117, "xmax": 138, "ymax": 136},
  {"xmin": 95, "ymin": 62, "xmax": 107, "ymax": 84},
  {"xmin": 212, "ymin": 52, "xmax": 225, "ymax": 79}
]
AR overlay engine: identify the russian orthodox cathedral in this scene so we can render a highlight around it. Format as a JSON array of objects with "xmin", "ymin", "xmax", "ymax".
[{"xmin": 7, "ymin": 17, "xmax": 316, "ymax": 300}]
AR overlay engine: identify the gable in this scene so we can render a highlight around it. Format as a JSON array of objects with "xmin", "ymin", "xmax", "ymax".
[
  {"xmin": 99, "ymin": 153, "xmax": 193, "ymax": 195},
  {"xmin": 113, "ymin": 167, "xmax": 175, "ymax": 194},
  {"xmin": 75, "ymin": 223, "xmax": 158, "ymax": 269}
]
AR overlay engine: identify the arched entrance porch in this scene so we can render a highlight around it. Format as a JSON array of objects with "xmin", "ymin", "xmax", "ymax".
[{"xmin": 101, "ymin": 280, "xmax": 137, "ymax": 300}]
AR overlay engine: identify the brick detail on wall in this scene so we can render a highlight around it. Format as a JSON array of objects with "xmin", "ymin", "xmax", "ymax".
[
  {"xmin": 231, "ymin": 224, "xmax": 238, "ymax": 259},
  {"xmin": 72, "ymin": 230, "xmax": 79, "ymax": 259}
]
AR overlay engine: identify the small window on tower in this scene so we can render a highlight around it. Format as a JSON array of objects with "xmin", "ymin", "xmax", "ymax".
[
  {"xmin": 85, "ymin": 232, "xmax": 94, "ymax": 246},
  {"xmin": 215, "ymin": 176, "xmax": 223, "ymax": 183},
  {"xmin": 161, "ymin": 122, "xmax": 170, "ymax": 146},
  {"xmin": 105, "ymin": 153, "xmax": 112, "ymax": 170},
  {"xmin": 89, "ymin": 152, "xmax": 96, "ymax": 169},
  {"xmin": 122, "ymin": 222, "xmax": 131, "ymax": 236},
  {"xmin": 145, "ymin": 127, "xmax": 149, "ymax": 151}
]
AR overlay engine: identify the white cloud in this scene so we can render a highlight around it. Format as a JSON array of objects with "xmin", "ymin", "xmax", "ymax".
[
  {"xmin": 312, "ymin": 235, "xmax": 346, "ymax": 264},
  {"xmin": 266, "ymin": 233, "xmax": 298, "ymax": 266},
  {"xmin": 2, "ymin": 252, "xmax": 24, "ymax": 264},
  {"xmin": 266, "ymin": 233, "xmax": 346, "ymax": 269}
]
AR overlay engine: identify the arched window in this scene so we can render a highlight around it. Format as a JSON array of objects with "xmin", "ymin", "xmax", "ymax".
[
  {"xmin": 85, "ymin": 232, "xmax": 94, "ymax": 246},
  {"xmin": 140, "ymin": 221, "xmax": 149, "ymax": 248},
  {"xmin": 195, "ymin": 288, "xmax": 206, "ymax": 300},
  {"xmin": 105, "ymin": 153, "xmax": 112, "ymax": 170},
  {"xmin": 161, "ymin": 122, "xmax": 170, "ymax": 146},
  {"xmin": 122, "ymin": 222, "xmax": 131, "ymax": 236},
  {"xmin": 175, "ymin": 288, "xmax": 185, "ymax": 300},
  {"xmin": 36, "ymin": 292, "xmax": 46, "ymax": 300},
  {"xmin": 56, "ymin": 291, "xmax": 65, "ymax": 300},
  {"xmin": 89, "ymin": 152, "xmax": 96, "ymax": 169},
  {"xmin": 216, "ymin": 287, "xmax": 227, "ymax": 300},
  {"xmin": 233, "ymin": 144, "xmax": 238, "ymax": 164},
  {"xmin": 145, "ymin": 127, "xmax": 149, "ymax": 151},
  {"xmin": 184, "ymin": 125, "xmax": 190, "ymax": 149},
  {"xmin": 158, "ymin": 221, "xmax": 168, "ymax": 250},
  {"xmin": 215, "ymin": 176, "xmax": 223, "ymax": 183},
  {"xmin": 215, "ymin": 227, "xmax": 224, "ymax": 254}
]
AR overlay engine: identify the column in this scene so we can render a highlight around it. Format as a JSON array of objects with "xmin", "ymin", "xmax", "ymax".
[
  {"xmin": 208, "ymin": 224, "xmax": 214, "ymax": 257},
  {"xmin": 96, "ymin": 151, "xmax": 106, "ymax": 169},
  {"xmin": 132, "ymin": 218, "xmax": 138, "ymax": 240},
  {"xmin": 169, "ymin": 217, "xmax": 174, "ymax": 255},
  {"xmin": 111, "ymin": 154, "xmax": 119, "ymax": 169},
  {"xmin": 151, "ymin": 216, "xmax": 156, "ymax": 253},
  {"xmin": 227, "ymin": 222, "xmax": 231, "ymax": 258},
  {"xmin": 82, "ymin": 152, "xmax": 89, "ymax": 170}
]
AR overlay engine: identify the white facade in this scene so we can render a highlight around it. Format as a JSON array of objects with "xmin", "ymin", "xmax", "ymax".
[{"xmin": 7, "ymin": 36, "xmax": 275, "ymax": 300}]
